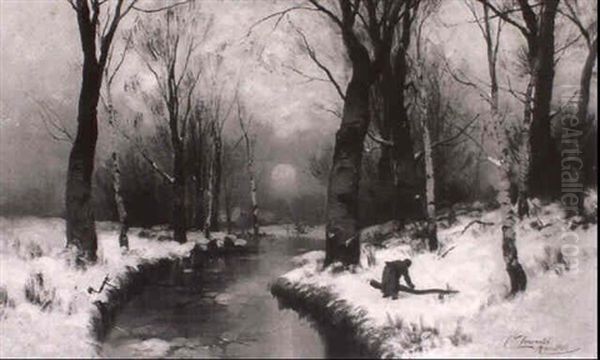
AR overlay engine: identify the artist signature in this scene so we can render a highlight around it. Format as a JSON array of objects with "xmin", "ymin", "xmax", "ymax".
[{"xmin": 503, "ymin": 334, "xmax": 580, "ymax": 355}]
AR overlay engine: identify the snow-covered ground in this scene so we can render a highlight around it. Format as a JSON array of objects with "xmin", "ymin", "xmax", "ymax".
[
  {"xmin": 282, "ymin": 198, "xmax": 598, "ymax": 357},
  {"xmin": 0, "ymin": 218, "xmax": 237, "ymax": 357}
]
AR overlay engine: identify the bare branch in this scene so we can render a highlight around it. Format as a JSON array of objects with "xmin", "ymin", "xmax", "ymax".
[
  {"xmin": 246, "ymin": 5, "xmax": 318, "ymax": 37},
  {"xmin": 308, "ymin": 0, "xmax": 343, "ymax": 29},
  {"xmin": 291, "ymin": 23, "xmax": 346, "ymax": 100},
  {"xmin": 109, "ymin": 115, "xmax": 175, "ymax": 184},
  {"xmin": 460, "ymin": 220, "xmax": 494, "ymax": 234},
  {"xmin": 31, "ymin": 97, "xmax": 74, "ymax": 143},
  {"xmin": 505, "ymin": 75, "xmax": 528, "ymax": 103},
  {"xmin": 415, "ymin": 114, "xmax": 480, "ymax": 160},
  {"xmin": 131, "ymin": 0, "xmax": 190, "ymax": 14},
  {"xmin": 66, "ymin": 0, "xmax": 77, "ymax": 11},
  {"xmin": 474, "ymin": 0, "xmax": 531, "ymax": 38}
]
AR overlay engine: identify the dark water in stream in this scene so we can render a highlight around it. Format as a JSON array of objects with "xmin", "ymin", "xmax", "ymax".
[{"xmin": 102, "ymin": 236, "xmax": 363, "ymax": 358}]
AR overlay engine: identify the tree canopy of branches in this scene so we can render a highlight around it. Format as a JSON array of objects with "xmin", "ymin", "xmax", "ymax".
[
  {"xmin": 133, "ymin": 2, "xmax": 208, "ymax": 243},
  {"xmin": 475, "ymin": 0, "xmax": 560, "ymax": 201}
]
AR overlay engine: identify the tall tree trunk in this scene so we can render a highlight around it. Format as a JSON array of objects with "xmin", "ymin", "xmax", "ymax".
[
  {"xmin": 210, "ymin": 135, "xmax": 222, "ymax": 231},
  {"xmin": 421, "ymin": 118, "xmax": 438, "ymax": 251},
  {"xmin": 65, "ymin": 60, "xmax": 102, "ymax": 263},
  {"xmin": 192, "ymin": 119, "xmax": 205, "ymax": 229},
  {"xmin": 324, "ymin": 67, "xmax": 371, "ymax": 266},
  {"xmin": 391, "ymin": 13, "xmax": 421, "ymax": 222},
  {"xmin": 170, "ymin": 102, "xmax": 187, "ymax": 243},
  {"xmin": 571, "ymin": 37, "xmax": 598, "ymax": 215},
  {"xmin": 529, "ymin": 0, "xmax": 560, "ymax": 198},
  {"xmin": 377, "ymin": 12, "xmax": 421, "ymax": 222},
  {"xmin": 518, "ymin": 76, "xmax": 535, "ymax": 218},
  {"xmin": 105, "ymin": 81, "xmax": 128, "ymax": 250},
  {"xmin": 111, "ymin": 152, "xmax": 128, "ymax": 249},
  {"xmin": 489, "ymin": 109, "xmax": 528, "ymax": 295},
  {"xmin": 172, "ymin": 145, "xmax": 187, "ymax": 243},
  {"xmin": 224, "ymin": 188, "xmax": 233, "ymax": 234},
  {"xmin": 248, "ymin": 159, "xmax": 259, "ymax": 237},
  {"xmin": 479, "ymin": 2, "xmax": 527, "ymax": 294},
  {"xmin": 204, "ymin": 156, "xmax": 214, "ymax": 239},
  {"xmin": 499, "ymin": 158, "xmax": 528, "ymax": 295}
]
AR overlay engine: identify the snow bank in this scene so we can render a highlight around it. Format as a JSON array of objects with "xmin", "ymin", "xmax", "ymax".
[
  {"xmin": 0, "ymin": 217, "xmax": 228, "ymax": 357},
  {"xmin": 273, "ymin": 201, "xmax": 598, "ymax": 357}
]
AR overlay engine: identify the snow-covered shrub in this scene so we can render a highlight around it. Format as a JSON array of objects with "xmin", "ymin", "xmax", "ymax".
[
  {"xmin": 24, "ymin": 272, "xmax": 57, "ymax": 311},
  {"xmin": 448, "ymin": 320, "xmax": 471, "ymax": 347},
  {"xmin": 0, "ymin": 285, "xmax": 15, "ymax": 319},
  {"xmin": 383, "ymin": 313, "xmax": 443, "ymax": 354}
]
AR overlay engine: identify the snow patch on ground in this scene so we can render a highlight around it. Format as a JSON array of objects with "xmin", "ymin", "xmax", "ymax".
[
  {"xmin": 280, "ymin": 202, "xmax": 598, "ymax": 357},
  {"xmin": 0, "ymin": 217, "xmax": 212, "ymax": 357}
]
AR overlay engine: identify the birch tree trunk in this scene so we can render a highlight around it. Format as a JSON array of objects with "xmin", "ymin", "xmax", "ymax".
[
  {"xmin": 488, "ymin": 111, "xmax": 528, "ymax": 295},
  {"xmin": 518, "ymin": 76, "xmax": 535, "ymax": 219},
  {"xmin": 204, "ymin": 156, "xmax": 214, "ymax": 239},
  {"xmin": 238, "ymin": 106, "xmax": 259, "ymax": 238},
  {"xmin": 170, "ymin": 110, "xmax": 187, "ymax": 243},
  {"xmin": 478, "ymin": 1, "xmax": 527, "ymax": 294},
  {"xmin": 111, "ymin": 153, "xmax": 128, "ymax": 249},
  {"xmin": 224, "ymin": 191, "xmax": 233, "ymax": 234},
  {"xmin": 104, "ymin": 74, "xmax": 128, "ymax": 249},
  {"xmin": 248, "ymin": 161, "xmax": 259, "ymax": 237},
  {"xmin": 421, "ymin": 117, "xmax": 438, "ymax": 251},
  {"xmin": 498, "ymin": 156, "xmax": 528, "ymax": 295},
  {"xmin": 210, "ymin": 133, "xmax": 222, "ymax": 231}
]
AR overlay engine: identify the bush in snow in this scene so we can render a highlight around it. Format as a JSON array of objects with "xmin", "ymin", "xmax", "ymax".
[
  {"xmin": 0, "ymin": 285, "xmax": 15, "ymax": 319},
  {"xmin": 24, "ymin": 272, "xmax": 57, "ymax": 311}
]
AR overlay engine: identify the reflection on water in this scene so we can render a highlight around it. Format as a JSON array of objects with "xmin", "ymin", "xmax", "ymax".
[{"xmin": 102, "ymin": 236, "xmax": 363, "ymax": 358}]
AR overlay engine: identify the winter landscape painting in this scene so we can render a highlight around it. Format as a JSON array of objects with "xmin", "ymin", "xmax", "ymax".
[{"xmin": 0, "ymin": 0, "xmax": 597, "ymax": 358}]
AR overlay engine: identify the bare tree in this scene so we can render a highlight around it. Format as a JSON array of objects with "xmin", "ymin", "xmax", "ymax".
[
  {"xmin": 222, "ymin": 135, "xmax": 244, "ymax": 233},
  {"xmin": 299, "ymin": 0, "xmax": 412, "ymax": 266},
  {"xmin": 62, "ymin": 0, "xmax": 155, "ymax": 262},
  {"xmin": 99, "ymin": 30, "xmax": 134, "ymax": 251},
  {"xmin": 133, "ymin": 3, "xmax": 207, "ymax": 243},
  {"xmin": 476, "ymin": 0, "xmax": 561, "ymax": 203},
  {"xmin": 64, "ymin": 0, "xmax": 190, "ymax": 263},
  {"xmin": 202, "ymin": 62, "xmax": 238, "ymax": 233},
  {"xmin": 237, "ymin": 100, "xmax": 259, "ymax": 238},
  {"xmin": 412, "ymin": 61, "xmax": 438, "ymax": 251},
  {"xmin": 459, "ymin": 1, "xmax": 528, "ymax": 294}
]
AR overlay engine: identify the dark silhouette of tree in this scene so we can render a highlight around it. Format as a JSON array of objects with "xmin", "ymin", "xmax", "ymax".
[{"xmin": 65, "ymin": 0, "xmax": 190, "ymax": 264}]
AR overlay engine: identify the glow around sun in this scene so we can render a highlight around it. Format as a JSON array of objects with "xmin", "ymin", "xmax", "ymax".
[{"xmin": 271, "ymin": 163, "xmax": 297, "ymax": 196}]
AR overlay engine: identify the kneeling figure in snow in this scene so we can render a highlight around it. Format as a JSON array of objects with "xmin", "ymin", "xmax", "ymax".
[{"xmin": 370, "ymin": 259, "xmax": 414, "ymax": 299}]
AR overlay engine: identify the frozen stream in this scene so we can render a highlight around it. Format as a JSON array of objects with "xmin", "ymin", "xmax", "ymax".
[{"xmin": 101, "ymin": 235, "xmax": 364, "ymax": 358}]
